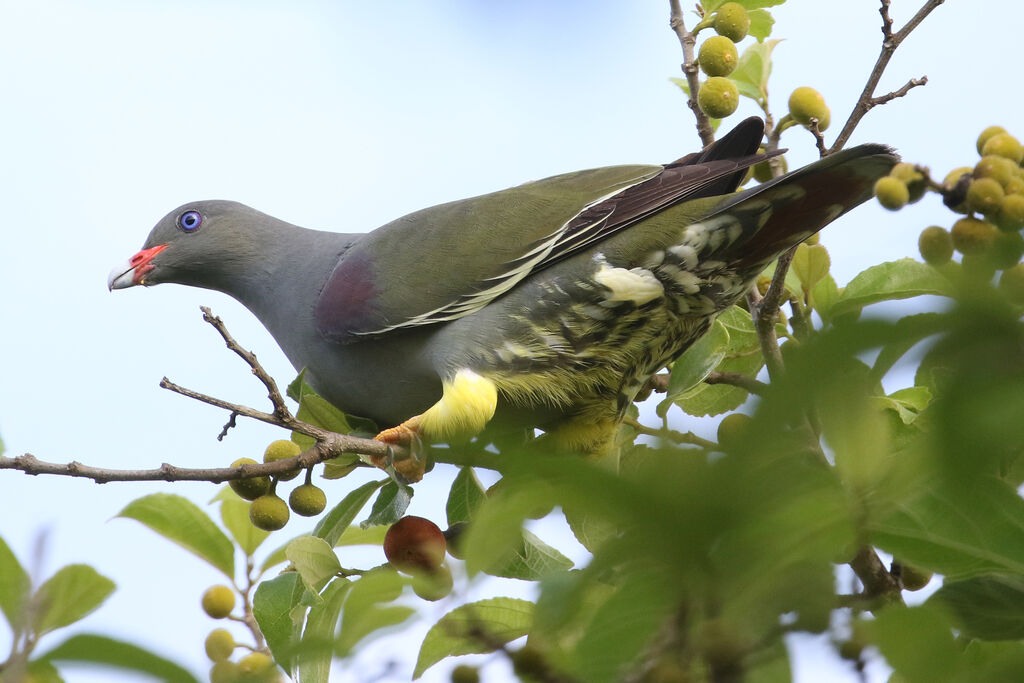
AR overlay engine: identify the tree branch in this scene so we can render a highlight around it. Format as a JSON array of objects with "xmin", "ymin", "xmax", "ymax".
[
  {"xmin": 668, "ymin": 0, "xmax": 715, "ymax": 147},
  {"xmin": 704, "ymin": 371, "xmax": 767, "ymax": 395},
  {"xmin": 828, "ymin": 0, "xmax": 944, "ymax": 153},
  {"xmin": 849, "ymin": 545, "xmax": 904, "ymax": 605}
]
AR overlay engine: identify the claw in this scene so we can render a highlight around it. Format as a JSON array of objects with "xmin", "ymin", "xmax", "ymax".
[{"xmin": 373, "ymin": 416, "xmax": 426, "ymax": 482}]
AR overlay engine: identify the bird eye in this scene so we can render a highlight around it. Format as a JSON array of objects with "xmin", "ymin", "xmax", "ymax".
[{"xmin": 178, "ymin": 210, "xmax": 202, "ymax": 232}]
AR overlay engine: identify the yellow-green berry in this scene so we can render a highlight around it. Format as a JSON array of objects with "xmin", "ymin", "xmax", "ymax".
[
  {"xmin": 263, "ymin": 439, "xmax": 301, "ymax": 481},
  {"xmin": 697, "ymin": 77, "xmax": 739, "ymax": 119},
  {"xmin": 890, "ymin": 163, "xmax": 926, "ymax": 203},
  {"xmin": 411, "ymin": 563, "xmax": 454, "ymax": 602},
  {"xmin": 753, "ymin": 153, "xmax": 787, "ymax": 182},
  {"xmin": 951, "ymin": 217, "xmax": 998, "ymax": 255},
  {"xmin": 996, "ymin": 194, "xmax": 1024, "ymax": 232},
  {"xmin": 204, "ymin": 628, "xmax": 236, "ymax": 662},
  {"xmin": 787, "ymin": 87, "xmax": 828, "ymax": 126},
  {"xmin": 238, "ymin": 651, "xmax": 274, "ymax": 675},
  {"xmin": 977, "ymin": 126, "xmax": 1008, "ymax": 155},
  {"xmin": 713, "ymin": 2, "xmax": 750, "ymax": 42},
  {"xmin": 201, "ymin": 585, "xmax": 236, "ymax": 619},
  {"xmin": 918, "ymin": 226, "xmax": 953, "ymax": 266},
  {"xmin": 716, "ymin": 413, "xmax": 752, "ymax": 452},
  {"xmin": 990, "ymin": 231, "xmax": 1024, "ymax": 270},
  {"xmin": 975, "ymin": 155, "xmax": 1016, "ymax": 188},
  {"xmin": 898, "ymin": 562, "xmax": 934, "ymax": 591},
  {"xmin": 450, "ymin": 664, "xmax": 481, "ymax": 683},
  {"xmin": 815, "ymin": 106, "xmax": 831, "ymax": 132},
  {"xmin": 698, "ymin": 35, "xmax": 739, "ymax": 77},
  {"xmin": 982, "ymin": 133, "xmax": 1024, "ymax": 163},
  {"xmin": 1000, "ymin": 264, "xmax": 1024, "ymax": 304},
  {"xmin": 288, "ymin": 484, "xmax": 327, "ymax": 517},
  {"xmin": 249, "ymin": 494, "xmax": 290, "ymax": 531},
  {"xmin": 874, "ymin": 176, "xmax": 909, "ymax": 210},
  {"xmin": 209, "ymin": 660, "xmax": 240, "ymax": 683},
  {"xmin": 228, "ymin": 458, "xmax": 271, "ymax": 501},
  {"xmin": 967, "ymin": 177, "xmax": 1005, "ymax": 216}
]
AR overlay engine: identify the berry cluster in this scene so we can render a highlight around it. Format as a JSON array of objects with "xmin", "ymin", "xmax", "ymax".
[
  {"xmin": 200, "ymin": 587, "xmax": 279, "ymax": 682},
  {"xmin": 695, "ymin": 2, "xmax": 749, "ymax": 119},
  {"xmin": 876, "ymin": 126, "xmax": 1024, "ymax": 303},
  {"xmin": 228, "ymin": 439, "xmax": 327, "ymax": 532}
]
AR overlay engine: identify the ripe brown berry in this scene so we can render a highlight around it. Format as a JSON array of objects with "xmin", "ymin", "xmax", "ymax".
[
  {"xmin": 201, "ymin": 585, "xmax": 236, "ymax": 619},
  {"xmin": 982, "ymin": 133, "xmax": 1024, "ymax": 163},
  {"xmin": 384, "ymin": 516, "xmax": 446, "ymax": 573},
  {"xmin": 787, "ymin": 87, "xmax": 828, "ymax": 126},
  {"xmin": 698, "ymin": 35, "xmax": 738, "ymax": 77},
  {"xmin": 713, "ymin": 2, "xmax": 750, "ymax": 42},
  {"xmin": 263, "ymin": 439, "xmax": 302, "ymax": 481},
  {"xmin": 697, "ymin": 77, "xmax": 739, "ymax": 119},
  {"xmin": 288, "ymin": 484, "xmax": 327, "ymax": 517},
  {"xmin": 228, "ymin": 458, "xmax": 271, "ymax": 501},
  {"xmin": 967, "ymin": 177, "xmax": 1006, "ymax": 216},
  {"xmin": 874, "ymin": 176, "xmax": 909, "ymax": 210},
  {"xmin": 249, "ymin": 494, "xmax": 290, "ymax": 531},
  {"xmin": 951, "ymin": 217, "xmax": 997, "ymax": 255},
  {"xmin": 204, "ymin": 628, "xmax": 236, "ymax": 662},
  {"xmin": 1000, "ymin": 264, "xmax": 1024, "ymax": 304},
  {"xmin": 918, "ymin": 226, "xmax": 954, "ymax": 266},
  {"xmin": 977, "ymin": 125, "xmax": 1008, "ymax": 155}
]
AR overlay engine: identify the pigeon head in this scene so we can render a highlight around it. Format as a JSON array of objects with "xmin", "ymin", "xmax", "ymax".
[{"xmin": 108, "ymin": 200, "xmax": 285, "ymax": 294}]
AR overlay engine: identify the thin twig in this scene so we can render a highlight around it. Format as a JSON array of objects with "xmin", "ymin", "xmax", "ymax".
[
  {"xmin": 808, "ymin": 118, "xmax": 828, "ymax": 158},
  {"xmin": 624, "ymin": 417, "xmax": 716, "ymax": 450},
  {"xmin": 217, "ymin": 411, "xmax": 239, "ymax": 441},
  {"xmin": 828, "ymin": 0, "xmax": 945, "ymax": 153},
  {"xmin": 748, "ymin": 247, "xmax": 795, "ymax": 379},
  {"xmin": 668, "ymin": 0, "xmax": 715, "ymax": 147},
  {"xmin": 704, "ymin": 371, "xmax": 766, "ymax": 395}
]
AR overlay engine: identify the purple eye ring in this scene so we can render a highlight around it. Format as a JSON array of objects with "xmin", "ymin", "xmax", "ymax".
[{"xmin": 178, "ymin": 210, "xmax": 202, "ymax": 232}]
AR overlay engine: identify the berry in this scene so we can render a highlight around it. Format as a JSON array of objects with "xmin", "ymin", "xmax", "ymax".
[
  {"xmin": 249, "ymin": 495, "xmax": 290, "ymax": 531},
  {"xmin": 753, "ymin": 153, "xmax": 787, "ymax": 182},
  {"xmin": 263, "ymin": 440, "xmax": 301, "ymax": 481},
  {"xmin": 411, "ymin": 563, "xmax": 454, "ymax": 601},
  {"xmin": 713, "ymin": 2, "xmax": 750, "ymax": 42},
  {"xmin": 918, "ymin": 226, "xmax": 953, "ymax": 266},
  {"xmin": 201, "ymin": 585, "xmax": 236, "ymax": 619},
  {"xmin": 716, "ymin": 413, "xmax": 752, "ymax": 452},
  {"xmin": 1000, "ymin": 264, "xmax": 1024, "ymax": 304},
  {"xmin": 890, "ymin": 163, "xmax": 926, "ymax": 203},
  {"xmin": 384, "ymin": 516, "xmax": 446, "ymax": 573},
  {"xmin": 228, "ymin": 458, "xmax": 271, "ymax": 501},
  {"xmin": 450, "ymin": 665, "xmax": 481, "ymax": 683},
  {"xmin": 698, "ymin": 36, "xmax": 738, "ymax": 77},
  {"xmin": 288, "ymin": 484, "xmax": 327, "ymax": 517},
  {"xmin": 982, "ymin": 133, "xmax": 1024, "ymax": 163},
  {"xmin": 204, "ymin": 628, "xmax": 236, "ymax": 662},
  {"xmin": 990, "ymin": 231, "xmax": 1024, "ymax": 270},
  {"xmin": 974, "ymin": 155, "xmax": 1016, "ymax": 188},
  {"xmin": 967, "ymin": 177, "xmax": 1005, "ymax": 216},
  {"xmin": 443, "ymin": 522, "xmax": 469, "ymax": 559},
  {"xmin": 996, "ymin": 194, "xmax": 1024, "ymax": 232},
  {"xmin": 209, "ymin": 660, "xmax": 241, "ymax": 683},
  {"xmin": 977, "ymin": 125, "xmax": 1008, "ymax": 155},
  {"xmin": 951, "ymin": 217, "xmax": 997, "ymax": 255},
  {"xmin": 874, "ymin": 176, "xmax": 909, "ymax": 210},
  {"xmin": 896, "ymin": 562, "xmax": 934, "ymax": 591},
  {"xmin": 511, "ymin": 644, "xmax": 548, "ymax": 679},
  {"xmin": 787, "ymin": 87, "xmax": 828, "ymax": 126},
  {"xmin": 238, "ymin": 652, "xmax": 274, "ymax": 675},
  {"xmin": 697, "ymin": 77, "xmax": 739, "ymax": 119},
  {"xmin": 815, "ymin": 106, "xmax": 831, "ymax": 132}
]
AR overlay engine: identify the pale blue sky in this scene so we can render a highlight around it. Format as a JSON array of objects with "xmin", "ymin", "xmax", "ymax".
[{"xmin": 1, "ymin": 2, "xmax": 1020, "ymax": 682}]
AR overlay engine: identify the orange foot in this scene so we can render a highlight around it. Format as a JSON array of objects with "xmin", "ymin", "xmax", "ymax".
[{"xmin": 373, "ymin": 415, "xmax": 426, "ymax": 483}]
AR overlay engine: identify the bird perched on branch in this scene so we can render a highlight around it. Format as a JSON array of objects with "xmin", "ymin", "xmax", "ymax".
[{"xmin": 109, "ymin": 117, "xmax": 896, "ymax": 480}]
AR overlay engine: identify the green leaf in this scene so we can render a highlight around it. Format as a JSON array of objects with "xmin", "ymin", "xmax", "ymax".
[
  {"xmin": 729, "ymin": 40, "xmax": 780, "ymax": 103},
  {"xmin": 41, "ymin": 634, "xmax": 199, "ymax": 683},
  {"xmin": 446, "ymin": 467, "xmax": 487, "ymax": 526},
  {"xmin": 872, "ymin": 476, "xmax": 1024, "ymax": 580},
  {"xmin": 253, "ymin": 572, "xmax": 304, "ymax": 672},
  {"xmin": 336, "ymin": 570, "xmax": 413, "ymax": 657},
  {"xmin": 810, "ymin": 273, "xmax": 840, "ymax": 320},
  {"xmin": 702, "ymin": 0, "xmax": 785, "ymax": 12},
  {"xmin": 932, "ymin": 574, "xmax": 1024, "ymax": 640},
  {"xmin": 313, "ymin": 479, "xmax": 387, "ymax": 547},
  {"xmin": 361, "ymin": 480, "xmax": 413, "ymax": 528},
  {"xmin": 830, "ymin": 258, "xmax": 954, "ymax": 318},
  {"xmin": 491, "ymin": 530, "xmax": 574, "ymax": 581},
  {"xmin": 295, "ymin": 393, "xmax": 353, "ymax": 450},
  {"xmin": 663, "ymin": 320, "xmax": 730, "ymax": 403},
  {"xmin": 669, "ymin": 77, "xmax": 689, "ymax": 97},
  {"xmin": 285, "ymin": 536, "xmax": 342, "ymax": 595},
  {"xmin": 218, "ymin": 492, "xmax": 269, "ymax": 557},
  {"xmin": 875, "ymin": 386, "xmax": 932, "ymax": 425},
  {"xmin": 869, "ymin": 312, "xmax": 948, "ymax": 382},
  {"xmin": 299, "ymin": 578, "xmax": 350, "ymax": 683},
  {"xmin": 33, "ymin": 565, "xmax": 115, "ymax": 635},
  {"xmin": 0, "ymin": 534, "xmax": 29, "ymax": 630},
  {"xmin": 867, "ymin": 604, "xmax": 963, "ymax": 683},
  {"xmin": 25, "ymin": 659, "xmax": 63, "ymax": 683},
  {"xmin": 117, "ymin": 493, "xmax": 235, "ymax": 578},
  {"xmin": 747, "ymin": 8, "xmax": 775, "ymax": 40},
  {"xmin": 336, "ymin": 525, "xmax": 387, "ymax": 547},
  {"xmin": 414, "ymin": 598, "xmax": 534, "ymax": 678},
  {"xmin": 791, "ymin": 243, "xmax": 830, "ymax": 293}
]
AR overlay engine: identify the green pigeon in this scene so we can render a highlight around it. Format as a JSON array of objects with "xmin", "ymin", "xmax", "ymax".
[{"xmin": 109, "ymin": 117, "xmax": 896, "ymax": 479}]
